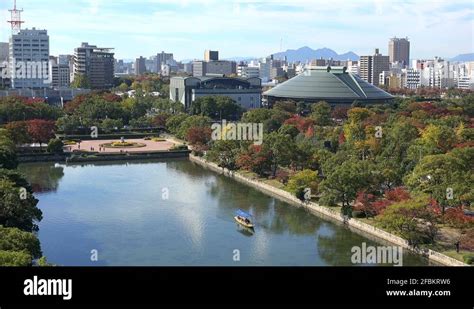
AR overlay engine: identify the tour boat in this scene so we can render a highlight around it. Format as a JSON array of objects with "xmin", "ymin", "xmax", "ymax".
[{"xmin": 234, "ymin": 209, "xmax": 254, "ymax": 229}]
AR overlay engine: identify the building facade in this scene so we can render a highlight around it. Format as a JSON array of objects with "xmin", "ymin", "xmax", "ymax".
[
  {"xmin": 389, "ymin": 37, "xmax": 410, "ymax": 67},
  {"xmin": 170, "ymin": 76, "xmax": 262, "ymax": 110},
  {"xmin": 74, "ymin": 42, "xmax": 115, "ymax": 89},
  {"xmin": 359, "ymin": 49, "xmax": 390, "ymax": 86},
  {"xmin": 204, "ymin": 50, "xmax": 219, "ymax": 62},
  {"xmin": 135, "ymin": 56, "xmax": 146, "ymax": 75},
  {"xmin": 155, "ymin": 51, "xmax": 173, "ymax": 73},
  {"xmin": 9, "ymin": 28, "xmax": 50, "ymax": 89}
]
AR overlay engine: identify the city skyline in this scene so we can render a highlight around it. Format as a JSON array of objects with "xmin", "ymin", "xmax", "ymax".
[{"xmin": 0, "ymin": 0, "xmax": 473, "ymax": 61}]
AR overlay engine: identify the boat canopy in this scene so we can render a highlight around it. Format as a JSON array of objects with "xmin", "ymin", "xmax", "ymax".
[{"xmin": 236, "ymin": 209, "xmax": 253, "ymax": 219}]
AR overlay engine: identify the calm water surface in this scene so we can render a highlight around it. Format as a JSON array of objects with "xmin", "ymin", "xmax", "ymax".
[{"xmin": 18, "ymin": 159, "xmax": 429, "ymax": 266}]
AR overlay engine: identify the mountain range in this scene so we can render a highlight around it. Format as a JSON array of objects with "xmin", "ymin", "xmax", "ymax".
[
  {"xmin": 271, "ymin": 46, "xmax": 359, "ymax": 62},
  {"xmin": 450, "ymin": 53, "xmax": 474, "ymax": 62}
]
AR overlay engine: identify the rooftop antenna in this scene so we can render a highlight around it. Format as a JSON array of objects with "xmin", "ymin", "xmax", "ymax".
[{"xmin": 8, "ymin": 0, "xmax": 25, "ymax": 35}]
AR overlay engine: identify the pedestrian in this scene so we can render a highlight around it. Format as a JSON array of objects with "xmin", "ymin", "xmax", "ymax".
[{"xmin": 455, "ymin": 241, "xmax": 460, "ymax": 253}]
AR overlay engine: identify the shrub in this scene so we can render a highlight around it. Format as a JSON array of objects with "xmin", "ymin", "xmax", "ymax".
[
  {"xmin": 47, "ymin": 139, "xmax": 64, "ymax": 154},
  {"xmin": 460, "ymin": 229, "xmax": 474, "ymax": 251},
  {"xmin": 463, "ymin": 254, "xmax": 474, "ymax": 265},
  {"xmin": 286, "ymin": 170, "xmax": 319, "ymax": 197},
  {"xmin": 444, "ymin": 208, "xmax": 474, "ymax": 229},
  {"xmin": 0, "ymin": 250, "xmax": 32, "ymax": 266}
]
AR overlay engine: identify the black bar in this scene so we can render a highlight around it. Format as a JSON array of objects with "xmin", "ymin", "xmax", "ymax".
[{"xmin": 0, "ymin": 267, "xmax": 472, "ymax": 306}]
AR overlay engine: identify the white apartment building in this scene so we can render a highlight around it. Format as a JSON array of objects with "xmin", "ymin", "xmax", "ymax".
[
  {"xmin": 237, "ymin": 65, "xmax": 260, "ymax": 78},
  {"xmin": 9, "ymin": 28, "xmax": 50, "ymax": 89},
  {"xmin": 403, "ymin": 68, "xmax": 421, "ymax": 89}
]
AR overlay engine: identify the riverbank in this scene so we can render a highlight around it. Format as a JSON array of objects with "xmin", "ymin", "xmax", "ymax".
[
  {"xmin": 190, "ymin": 155, "xmax": 468, "ymax": 266},
  {"xmin": 18, "ymin": 150, "xmax": 190, "ymax": 163}
]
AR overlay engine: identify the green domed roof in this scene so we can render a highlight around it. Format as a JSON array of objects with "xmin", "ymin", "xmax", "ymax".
[{"xmin": 264, "ymin": 67, "xmax": 394, "ymax": 103}]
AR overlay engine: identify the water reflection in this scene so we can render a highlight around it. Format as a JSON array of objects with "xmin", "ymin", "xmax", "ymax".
[
  {"xmin": 18, "ymin": 163, "xmax": 65, "ymax": 193},
  {"xmin": 19, "ymin": 160, "xmax": 429, "ymax": 266}
]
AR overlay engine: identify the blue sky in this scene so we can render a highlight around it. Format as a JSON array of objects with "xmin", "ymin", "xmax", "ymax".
[{"xmin": 0, "ymin": 0, "xmax": 473, "ymax": 61}]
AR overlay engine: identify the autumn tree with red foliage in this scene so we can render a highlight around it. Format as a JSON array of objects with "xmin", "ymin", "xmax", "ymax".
[
  {"xmin": 354, "ymin": 187, "xmax": 412, "ymax": 218},
  {"xmin": 186, "ymin": 127, "xmax": 212, "ymax": 147},
  {"xmin": 284, "ymin": 116, "xmax": 314, "ymax": 134},
  {"xmin": 26, "ymin": 120, "xmax": 56, "ymax": 150},
  {"xmin": 236, "ymin": 145, "xmax": 273, "ymax": 177}
]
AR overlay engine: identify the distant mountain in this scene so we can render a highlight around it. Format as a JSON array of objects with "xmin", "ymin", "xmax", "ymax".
[
  {"xmin": 271, "ymin": 46, "xmax": 359, "ymax": 62},
  {"xmin": 223, "ymin": 57, "xmax": 257, "ymax": 62},
  {"xmin": 450, "ymin": 53, "xmax": 474, "ymax": 62}
]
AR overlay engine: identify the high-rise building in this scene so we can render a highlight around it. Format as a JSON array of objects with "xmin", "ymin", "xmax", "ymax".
[
  {"xmin": 359, "ymin": 49, "xmax": 390, "ymax": 86},
  {"xmin": 204, "ymin": 50, "xmax": 219, "ymax": 62},
  {"xmin": 51, "ymin": 63, "xmax": 71, "ymax": 88},
  {"xmin": 74, "ymin": 42, "xmax": 115, "ymax": 89},
  {"xmin": 135, "ymin": 56, "xmax": 146, "ymax": 75},
  {"xmin": 0, "ymin": 43, "xmax": 9, "ymax": 62},
  {"xmin": 9, "ymin": 28, "xmax": 50, "ymax": 89},
  {"xmin": 389, "ymin": 37, "xmax": 410, "ymax": 67},
  {"xmin": 155, "ymin": 51, "xmax": 173, "ymax": 72}
]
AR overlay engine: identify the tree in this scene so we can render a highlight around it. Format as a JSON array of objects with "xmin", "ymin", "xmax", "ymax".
[
  {"xmin": 47, "ymin": 139, "xmax": 64, "ymax": 154},
  {"xmin": 237, "ymin": 145, "xmax": 273, "ymax": 177},
  {"xmin": 186, "ymin": 127, "xmax": 212, "ymax": 146},
  {"xmin": 0, "ymin": 226, "xmax": 42, "ymax": 259},
  {"xmin": 0, "ymin": 250, "xmax": 32, "ymax": 266},
  {"xmin": 176, "ymin": 115, "xmax": 212, "ymax": 140},
  {"xmin": 0, "ymin": 129, "xmax": 18, "ymax": 170},
  {"xmin": 377, "ymin": 195, "xmax": 438, "ymax": 246},
  {"xmin": 26, "ymin": 120, "xmax": 56, "ymax": 150},
  {"xmin": 319, "ymin": 159, "xmax": 374, "ymax": 215},
  {"xmin": 5, "ymin": 121, "xmax": 30, "ymax": 145},
  {"xmin": 56, "ymin": 115, "xmax": 82, "ymax": 135},
  {"xmin": 310, "ymin": 101, "xmax": 332, "ymax": 126},
  {"xmin": 0, "ymin": 179, "xmax": 42, "ymax": 232},
  {"xmin": 286, "ymin": 170, "xmax": 319, "ymax": 198},
  {"xmin": 71, "ymin": 74, "xmax": 90, "ymax": 89},
  {"xmin": 265, "ymin": 132, "xmax": 296, "ymax": 177},
  {"xmin": 405, "ymin": 148, "xmax": 474, "ymax": 214},
  {"xmin": 207, "ymin": 140, "xmax": 241, "ymax": 171},
  {"xmin": 100, "ymin": 118, "xmax": 123, "ymax": 133},
  {"xmin": 166, "ymin": 114, "xmax": 189, "ymax": 135}
]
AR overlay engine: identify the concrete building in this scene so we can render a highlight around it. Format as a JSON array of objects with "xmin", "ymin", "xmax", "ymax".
[
  {"xmin": 360, "ymin": 49, "xmax": 390, "ymax": 86},
  {"xmin": 51, "ymin": 63, "xmax": 71, "ymax": 88},
  {"xmin": 155, "ymin": 51, "xmax": 173, "ymax": 73},
  {"xmin": 389, "ymin": 37, "xmax": 410, "ymax": 67},
  {"xmin": 237, "ymin": 64, "xmax": 260, "ymax": 78},
  {"xmin": 204, "ymin": 50, "xmax": 219, "ymax": 62},
  {"xmin": 403, "ymin": 68, "xmax": 421, "ymax": 89},
  {"xmin": 170, "ymin": 76, "xmax": 262, "ymax": 110},
  {"xmin": 193, "ymin": 60, "xmax": 236, "ymax": 77},
  {"xmin": 74, "ymin": 42, "xmax": 115, "ymax": 89},
  {"xmin": 264, "ymin": 66, "xmax": 394, "ymax": 106},
  {"xmin": 0, "ymin": 43, "xmax": 9, "ymax": 62},
  {"xmin": 9, "ymin": 28, "xmax": 50, "ymax": 89},
  {"xmin": 135, "ymin": 56, "xmax": 147, "ymax": 75}
]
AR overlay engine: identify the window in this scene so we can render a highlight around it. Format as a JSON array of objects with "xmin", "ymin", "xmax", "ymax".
[{"xmin": 238, "ymin": 97, "xmax": 242, "ymax": 101}]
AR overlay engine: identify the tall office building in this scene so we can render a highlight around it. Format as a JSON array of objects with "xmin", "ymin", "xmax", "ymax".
[
  {"xmin": 0, "ymin": 43, "xmax": 9, "ymax": 62},
  {"xmin": 9, "ymin": 28, "xmax": 50, "ymax": 89},
  {"xmin": 135, "ymin": 56, "xmax": 146, "ymax": 75},
  {"xmin": 74, "ymin": 42, "xmax": 115, "ymax": 89},
  {"xmin": 359, "ymin": 49, "xmax": 390, "ymax": 86},
  {"xmin": 389, "ymin": 37, "xmax": 410, "ymax": 67},
  {"xmin": 155, "ymin": 51, "xmax": 173, "ymax": 73},
  {"xmin": 204, "ymin": 50, "xmax": 219, "ymax": 62}
]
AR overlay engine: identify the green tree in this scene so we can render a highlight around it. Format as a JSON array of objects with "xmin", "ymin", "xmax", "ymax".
[
  {"xmin": 377, "ymin": 195, "xmax": 438, "ymax": 245},
  {"xmin": 310, "ymin": 101, "xmax": 332, "ymax": 126},
  {"xmin": 207, "ymin": 140, "xmax": 241, "ymax": 171},
  {"xmin": 166, "ymin": 114, "xmax": 189, "ymax": 135},
  {"xmin": 47, "ymin": 139, "xmax": 64, "ymax": 154},
  {"xmin": 71, "ymin": 74, "xmax": 91, "ymax": 89},
  {"xmin": 286, "ymin": 170, "xmax": 319, "ymax": 198},
  {"xmin": 320, "ymin": 159, "xmax": 374, "ymax": 215},
  {"xmin": 0, "ymin": 226, "xmax": 42, "ymax": 259},
  {"xmin": 0, "ymin": 250, "xmax": 32, "ymax": 266},
  {"xmin": 0, "ymin": 179, "xmax": 42, "ymax": 232}
]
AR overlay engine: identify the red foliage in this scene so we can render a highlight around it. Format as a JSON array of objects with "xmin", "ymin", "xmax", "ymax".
[
  {"xmin": 64, "ymin": 95, "xmax": 87, "ymax": 114},
  {"xmin": 338, "ymin": 132, "xmax": 346, "ymax": 145},
  {"xmin": 275, "ymin": 169, "xmax": 290, "ymax": 184},
  {"xmin": 385, "ymin": 187, "xmax": 411, "ymax": 202},
  {"xmin": 444, "ymin": 207, "xmax": 474, "ymax": 228},
  {"xmin": 460, "ymin": 229, "xmax": 474, "ymax": 251},
  {"xmin": 236, "ymin": 145, "xmax": 272, "ymax": 176},
  {"xmin": 186, "ymin": 127, "xmax": 212, "ymax": 146},
  {"xmin": 103, "ymin": 93, "xmax": 122, "ymax": 103},
  {"xmin": 26, "ymin": 119, "xmax": 56, "ymax": 145},
  {"xmin": 284, "ymin": 116, "xmax": 314, "ymax": 133},
  {"xmin": 305, "ymin": 126, "xmax": 315, "ymax": 138},
  {"xmin": 151, "ymin": 114, "xmax": 170, "ymax": 127},
  {"xmin": 21, "ymin": 97, "xmax": 46, "ymax": 105}
]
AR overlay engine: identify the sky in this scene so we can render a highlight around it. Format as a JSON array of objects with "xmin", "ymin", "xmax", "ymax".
[{"xmin": 0, "ymin": 0, "xmax": 472, "ymax": 61}]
